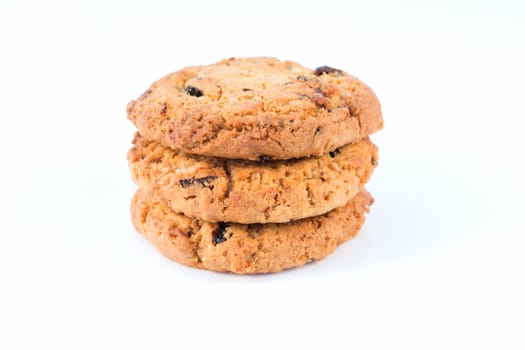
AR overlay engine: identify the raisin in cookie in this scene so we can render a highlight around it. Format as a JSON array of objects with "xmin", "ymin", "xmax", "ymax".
[
  {"xmin": 127, "ymin": 57, "xmax": 383, "ymax": 160},
  {"xmin": 128, "ymin": 133, "xmax": 378, "ymax": 224},
  {"xmin": 131, "ymin": 189, "xmax": 373, "ymax": 274}
]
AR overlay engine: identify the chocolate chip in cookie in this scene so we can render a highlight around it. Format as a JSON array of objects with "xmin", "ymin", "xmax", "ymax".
[
  {"xmin": 314, "ymin": 66, "xmax": 343, "ymax": 76},
  {"xmin": 329, "ymin": 148, "xmax": 341, "ymax": 158},
  {"xmin": 258, "ymin": 155, "xmax": 273, "ymax": 162},
  {"xmin": 212, "ymin": 222, "xmax": 230, "ymax": 245},
  {"xmin": 184, "ymin": 85, "xmax": 203, "ymax": 97}
]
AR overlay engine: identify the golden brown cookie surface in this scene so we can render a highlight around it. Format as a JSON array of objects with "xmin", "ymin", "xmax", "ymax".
[
  {"xmin": 127, "ymin": 57, "xmax": 383, "ymax": 160},
  {"xmin": 128, "ymin": 133, "xmax": 377, "ymax": 223},
  {"xmin": 131, "ymin": 189, "xmax": 373, "ymax": 274}
]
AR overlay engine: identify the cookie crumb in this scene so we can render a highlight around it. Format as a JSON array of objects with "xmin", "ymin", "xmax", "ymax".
[{"xmin": 311, "ymin": 89, "xmax": 328, "ymax": 108}]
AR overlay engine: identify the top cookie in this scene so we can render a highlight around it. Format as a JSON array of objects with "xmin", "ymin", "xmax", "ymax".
[{"xmin": 127, "ymin": 57, "xmax": 383, "ymax": 160}]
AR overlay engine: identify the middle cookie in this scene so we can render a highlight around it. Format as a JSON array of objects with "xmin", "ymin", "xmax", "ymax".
[{"xmin": 128, "ymin": 133, "xmax": 377, "ymax": 224}]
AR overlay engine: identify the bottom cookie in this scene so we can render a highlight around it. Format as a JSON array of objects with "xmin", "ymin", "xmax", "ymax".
[{"xmin": 131, "ymin": 189, "xmax": 373, "ymax": 274}]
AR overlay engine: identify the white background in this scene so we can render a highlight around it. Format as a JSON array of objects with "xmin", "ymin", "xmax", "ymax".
[{"xmin": 1, "ymin": 0, "xmax": 524, "ymax": 349}]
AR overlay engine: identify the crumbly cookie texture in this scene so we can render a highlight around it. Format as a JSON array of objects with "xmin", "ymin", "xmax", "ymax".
[
  {"xmin": 127, "ymin": 57, "xmax": 383, "ymax": 160},
  {"xmin": 131, "ymin": 189, "xmax": 373, "ymax": 274},
  {"xmin": 128, "ymin": 133, "xmax": 378, "ymax": 224}
]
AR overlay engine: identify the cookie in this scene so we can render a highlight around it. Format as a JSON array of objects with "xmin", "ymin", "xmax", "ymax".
[
  {"xmin": 128, "ymin": 133, "xmax": 378, "ymax": 224},
  {"xmin": 127, "ymin": 57, "xmax": 383, "ymax": 160},
  {"xmin": 131, "ymin": 189, "xmax": 373, "ymax": 274}
]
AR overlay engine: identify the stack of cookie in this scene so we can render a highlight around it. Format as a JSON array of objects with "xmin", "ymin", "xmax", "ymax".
[{"xmin": 127, "ymin": 57, "xmax": 383, "ymax": 274}]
